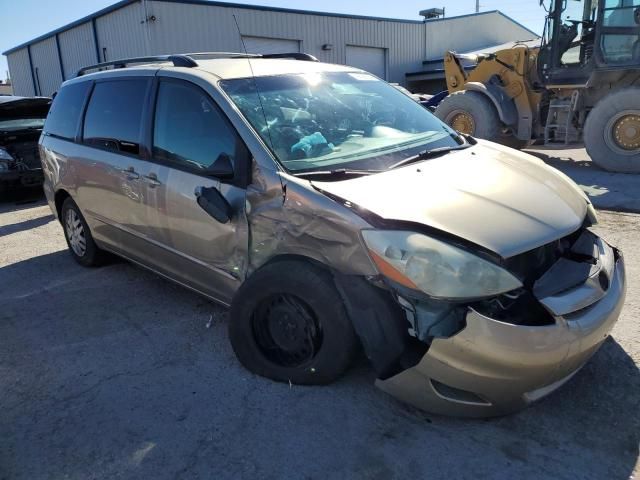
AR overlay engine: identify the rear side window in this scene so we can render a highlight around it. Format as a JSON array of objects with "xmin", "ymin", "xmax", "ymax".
[
  {"xmin": 153, "ymin": 80, "xmax": 238, "ymax": 172},
  {"xmin": 44, "ymin": 82, "xmax": 90, "ymax": 140},
  {"xmin": 83, "ymin": 79, "xmax": 148, "ymax": 155}
]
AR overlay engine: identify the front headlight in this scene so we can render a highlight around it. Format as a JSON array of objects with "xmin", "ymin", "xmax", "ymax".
[
  {"xmin": 362, "ymin": 230, "xmax": 522, "ymax": 300},
  {"xmin": 0, "ymin": 147, "xmax": 13, "ymax": 161},
  {"xmin": 0, "ymin": 148, "xmax": 14, "ymax": 172}
]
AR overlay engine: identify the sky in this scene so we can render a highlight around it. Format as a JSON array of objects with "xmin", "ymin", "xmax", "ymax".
[{"xmin": 0, "ymin": 0, "xmax": 547, "ymax": 82}]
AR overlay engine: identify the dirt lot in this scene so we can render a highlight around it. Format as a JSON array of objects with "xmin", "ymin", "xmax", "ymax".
[{"xmin": 1, "ymin": 157, "xmax": 639, "ymax": 479}]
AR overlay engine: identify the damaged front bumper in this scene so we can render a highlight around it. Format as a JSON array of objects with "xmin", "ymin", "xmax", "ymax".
[{"xmin": 347, "ymin": 231, "xmax": 626, "ymax": 417}]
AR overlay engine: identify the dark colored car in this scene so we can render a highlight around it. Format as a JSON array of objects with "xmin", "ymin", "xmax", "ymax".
[{"xmin": 0, "ymin": 96, "xmax": 51, "ymax": 194}]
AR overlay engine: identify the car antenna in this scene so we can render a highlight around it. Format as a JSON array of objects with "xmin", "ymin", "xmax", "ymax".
[{"xmin": 232, "ymin": 14, "xmax": 275, "ymax": 153}]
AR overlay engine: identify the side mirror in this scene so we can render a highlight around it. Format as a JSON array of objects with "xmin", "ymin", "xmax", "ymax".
[
  {"xmin": 195, "ymin": 186, "xmax": 231, "ymax": 224},
  {"xmin": 206, "ymin": 153, "xmax": 234, "ymax": 179}
]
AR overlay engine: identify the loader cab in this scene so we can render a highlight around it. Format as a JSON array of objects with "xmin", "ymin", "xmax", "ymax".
[{"xmin": 539, "ymin": 0, "xmax": 640, "ymax": 86}]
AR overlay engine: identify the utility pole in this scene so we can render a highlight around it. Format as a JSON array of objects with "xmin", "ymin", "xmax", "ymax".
[{"xmin": 475, "ymin": 0, "xmax": 480, "ymax": 13}]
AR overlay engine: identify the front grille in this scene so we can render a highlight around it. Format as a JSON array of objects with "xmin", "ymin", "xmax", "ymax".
[
  {"xmin": 505, "ymin": 228, "xmax": 585, "ymax": 288},
  {"xmin": 6, "ymin": 141, "xmax": 41, "ymax": 170}
]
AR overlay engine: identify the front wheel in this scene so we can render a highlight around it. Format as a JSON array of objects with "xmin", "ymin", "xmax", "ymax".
[
  {"xmin": 584, "ymin": 88, "xmax": 640, "ymax": 173},
  {"xmin": 435, "ymin": 90, "xmax": 528, "ymax": 149},
  {"xmin": 229, "ymin": 260, "xmax": 359, "ymax": 385},
  {"xmin": 436, "ymin": 91, "xmax": 501, "ymax": 139}
]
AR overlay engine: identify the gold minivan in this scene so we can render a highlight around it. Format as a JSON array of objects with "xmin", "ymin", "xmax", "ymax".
[{"xmin": 40, "ymin": 53, "xmax": 626, "ymax": 417}]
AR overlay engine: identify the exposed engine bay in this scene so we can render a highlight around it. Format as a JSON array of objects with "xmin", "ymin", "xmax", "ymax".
[{"xmin": 0, "ymin": 96, "xmax": 51, "ymax": 189}]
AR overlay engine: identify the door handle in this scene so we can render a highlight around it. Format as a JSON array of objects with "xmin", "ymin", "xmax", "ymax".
[
  {"xmin": 142, "ymin": 173, "xmax": 162, "ymax": 188},
  {"xmin": 121, "ymin": 166, "xmax": 140, "ymax": 180}
]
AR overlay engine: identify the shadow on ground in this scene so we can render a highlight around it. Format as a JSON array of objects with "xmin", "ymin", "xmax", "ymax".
[
  {"xmin": 527, "ymin": 149, "xmax": 640, "ymax": 213},
  {"xmin": 0, "ymin": 186, "xmax": 46, "ymax": 214},
  {"xmin": 0, "ymin": 213, "xmax": 54, "ymax": 236},
  {"xmin": 1, "ymin": 249, "xmax": 638, "ymax": 479}
]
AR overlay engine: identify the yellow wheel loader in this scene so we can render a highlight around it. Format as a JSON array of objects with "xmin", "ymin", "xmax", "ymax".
[{"xmin": 434, "ymin": 0, "xmax": 640, "ymax": 173}]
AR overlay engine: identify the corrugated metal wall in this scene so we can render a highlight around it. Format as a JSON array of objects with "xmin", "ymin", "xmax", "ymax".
[
  {"xmin": 59, "ymin": 22, "xmax": 98, "ymax": 79},
  {"xmin": 4, "ymin": 1, "xmax": 536, "ymax": 95},
  {"xmin": 95, "ymin": 1, "xmax": 148, "ymax": 61},
  {"xmin": 6, "ymin": 49, "xmax": 34, "ymax": 96},
  {"xmin": 143, "ymin": 1, "xmax": 425, "ymax": 83},
  {"xmin": 30, "ymin": 36, "xmax": 63, "ymax": 96},
  {"xmin": 424, "ymin": 12, "xmax": 537, "ymax": 60}
]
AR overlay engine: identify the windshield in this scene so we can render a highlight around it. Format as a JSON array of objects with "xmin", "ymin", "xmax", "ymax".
[
  {"xmin": 220, "ymin": 72, "xmax": 461, "ymax": 173},
  {"xmin": 0, "ymin": 118, "xmax": 46, "ymax": 132}
]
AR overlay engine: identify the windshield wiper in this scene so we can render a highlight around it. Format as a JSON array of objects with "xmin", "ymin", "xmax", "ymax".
[
  {"xmin": 388, "ymin": 144, "xmax": 472, "ymax": 170},
  {"xmin": 293, "ymin": 168, "xmax": 383, "ymax": 179}
]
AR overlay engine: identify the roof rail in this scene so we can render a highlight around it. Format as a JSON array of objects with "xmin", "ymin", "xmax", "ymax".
[
  {"xmin": 186, "ymin": 52, "xmax": 319, "ymax": 62},
  {"xmin": 76, "ymin": 54, "xmax": 197, "ymax": 77},
  {"xmin": 184, "ymin": 52, "xmax": 260, "ymax": 59},
  {"xmin": 75, "ymin": 51, "xmax": 319, "ymax": 77},
  {"xmin": 261, "ymin": 53, "xmax": 319, "ymax": 62}
]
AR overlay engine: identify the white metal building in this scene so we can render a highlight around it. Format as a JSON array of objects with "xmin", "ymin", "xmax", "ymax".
[{"xmin": 3, "ymin": 0, "xmax": 538, "ymax": 96}]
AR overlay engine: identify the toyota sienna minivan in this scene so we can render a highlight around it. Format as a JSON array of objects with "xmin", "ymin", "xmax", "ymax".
[{"xmin": 40, "ymin": 53, "xmax": 626, "ymax": 417}]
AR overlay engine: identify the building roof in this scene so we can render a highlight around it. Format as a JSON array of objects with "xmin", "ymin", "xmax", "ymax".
[{"xmin": 3, "ymin": 0, "xmax": 540, "ymax": 56}]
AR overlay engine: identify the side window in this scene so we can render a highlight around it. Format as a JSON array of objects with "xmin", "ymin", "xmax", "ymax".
[
  {"xmin": 83, "ymin": 79, "xmax": 148, "ymax": 155},
  {"xmin": 153, "ymin": 80, "xmax": 238, "ymax": 173},
  {"xmin": 44, "ymin": 82, "xmax": 90, "ymax": 140}
]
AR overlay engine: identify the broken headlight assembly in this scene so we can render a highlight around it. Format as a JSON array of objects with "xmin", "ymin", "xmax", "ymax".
[
  {"xmin": 362, "ymin": 230, "xmax": 522, "ymax": 300},
  {"xmin": 0, "ymin": 147, "xmax": 13, "ymax": 171}
]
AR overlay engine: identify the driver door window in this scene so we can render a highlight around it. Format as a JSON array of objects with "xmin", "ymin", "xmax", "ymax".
[
  {"xmin": 153, "ymin": 80, "xmax": 237, "ymax": 174},
  {"xmin": 559, "ymin": 0, "xmax": 593, "ymax": 65}
]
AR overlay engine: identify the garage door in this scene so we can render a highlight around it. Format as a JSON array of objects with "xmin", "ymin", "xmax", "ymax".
[
  {"xmin": 346, "ymin": 46, "xmax": 387, "ymax": 79},
  {"xmin": 242, "ymin": 36, "xmax": 300, "ymax": 55}
]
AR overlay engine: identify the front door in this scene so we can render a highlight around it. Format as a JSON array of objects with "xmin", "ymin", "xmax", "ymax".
[{"xmin": 136, "ymin": 78, "xmax": 250, "ymax": 304}]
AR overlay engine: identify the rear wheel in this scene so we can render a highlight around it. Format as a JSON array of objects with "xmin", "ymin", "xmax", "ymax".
[
  {"xmin": 584, "ymin": 88, "xmax": 640, "ymax": 173},
  {"xmin": 229, "ymin": 260, "xmax": 359, "ymax": 385},
  {"xmin": 61, "ymin": 197, "xmax": 106, "ymax": 267}
]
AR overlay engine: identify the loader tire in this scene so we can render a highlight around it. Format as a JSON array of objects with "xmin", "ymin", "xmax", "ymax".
[
  {"xmin": 584, "ymin": 88, "xmax": 640, "ymax": 173},
  {"xmin": 436, "ymin": 90, "xmax": 501, "ymax": 142}
]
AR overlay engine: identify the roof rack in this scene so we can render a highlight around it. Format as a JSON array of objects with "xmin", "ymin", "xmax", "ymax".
[
  {"xmin": 76, "ymin": 51, "xmax": 320, "ymax": 77},
  {"xmin": 76, "ymin": 54, "xmax": 197, "ymax": 76}
]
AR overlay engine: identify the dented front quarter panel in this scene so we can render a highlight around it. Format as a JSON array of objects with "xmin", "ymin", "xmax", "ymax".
[
  {"xmin": 245, "ymin": 165, "xmax": 378, "ymax": 276},
  {"xmin": 376, "ymin": 252, "xmax": 626, "ymax": 417}
]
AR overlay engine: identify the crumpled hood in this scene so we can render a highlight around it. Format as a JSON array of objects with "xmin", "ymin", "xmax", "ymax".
[
  {"xmin": 312, "ymin": 141, "xmax": 588, "ymax": 258},
  {"xmin": 0, "ymin": 96, "xmax": 51, "ymax": 121}
]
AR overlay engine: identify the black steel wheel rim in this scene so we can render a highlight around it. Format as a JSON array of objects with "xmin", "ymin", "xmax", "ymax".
[{"xmin": 251, "ymin": 294, "xmax": 323, "ymax": 368}]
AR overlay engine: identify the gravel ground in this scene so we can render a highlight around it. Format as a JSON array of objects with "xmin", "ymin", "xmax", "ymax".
[
  {"xmin": 1, "ymin": 181, "xmax": 639, "ymax": 480},
  {"xmin": 526, "ymin": 147, "xmax": 640, "ymax": 213}
]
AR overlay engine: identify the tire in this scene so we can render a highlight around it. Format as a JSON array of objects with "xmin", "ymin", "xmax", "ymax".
[
  {"xmin": 61, "ymin": 197, "xmax": 106, "ymax": 267},
  {"xmin": 229, "ymin": 260, "xmax": 359, "ymax": 385},
  {"xmin": 436, "ymin": 90, "xmax": 502, "ymax": 141},
  {"xmin": 436, "ymin": 90, "xmax": 528, "ymax": 149},
  {"xmin": 584, "ymin": 88, "xmax": 640, "ymax": 173}
]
